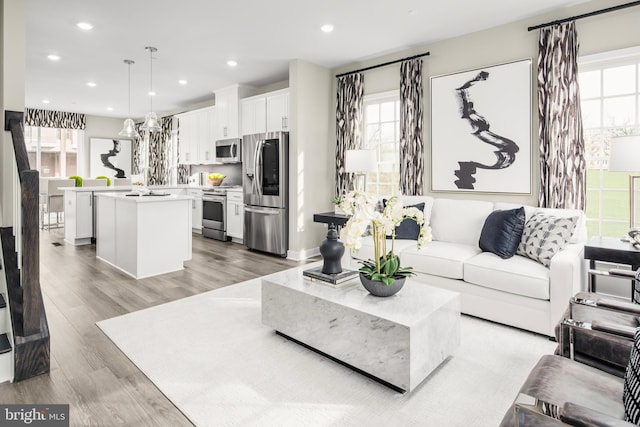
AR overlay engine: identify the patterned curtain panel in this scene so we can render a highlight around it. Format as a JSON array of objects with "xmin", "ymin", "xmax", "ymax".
[
  {"xmin": 25, "ymin": 108, "xmax": 86, "ymax": 130},
  {"xmin": 175, "ymin": 117, "xmax": 190, "ymax": 184},
  {"xmin": 132, "ymin": 122, "xmax": 144, "ymax": 175},
  {"xmin": 335, "ymin": 73, "xmax": 364, "ymax": 196},
  {"xmin": 537, "ymin": 22, "xmax": 586, "ymax": 210},
  {"xmin": 399, "ymin": 58, "xmax": 424, "ymax": 196},
  {"xmin": 146, "ymin": 117, "xmax": 172, "ymax": 185}
]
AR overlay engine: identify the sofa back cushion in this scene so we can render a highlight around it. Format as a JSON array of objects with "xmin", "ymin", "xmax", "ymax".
[
  {"xmin": 430, "ymin": 198, "xmax": 494, "ymax": 247},
  {"xmin": 494, "ymin": 202, "xmax": 587, "ymax": 244}
]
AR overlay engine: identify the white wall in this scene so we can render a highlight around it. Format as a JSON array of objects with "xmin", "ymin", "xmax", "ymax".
[
  {"xmin": 331, "ymin": 0, "xmax": 640, "ymax": 207},
  {"xmin": 0, "ymin": 0, "xmax": 24, "ymax": 226},
  {"xmin": 288, "ymin": 60, "xmax": 332, "ymax": 258},
  {"xmin": 81, "ymin": 115, "xmax": 131, "ymax": 178}
]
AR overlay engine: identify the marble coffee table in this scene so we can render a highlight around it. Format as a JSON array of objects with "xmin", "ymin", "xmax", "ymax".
[{"xmin": 261, "ymin": 266, "xmax": 461, "ymax": 392}]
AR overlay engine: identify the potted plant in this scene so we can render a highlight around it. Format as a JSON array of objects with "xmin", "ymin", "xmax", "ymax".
[
  {"xmin": 333, "ymin": 195, "xmax": 346, "ymax": 214},
  {"xmin": 339, "ymin": 191, "xmax": 432, "ymax": 296}
]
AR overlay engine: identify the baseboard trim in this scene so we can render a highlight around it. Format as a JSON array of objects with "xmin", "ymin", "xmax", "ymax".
[{"xmin": 287, "ymin": 247, "xmax": 320, "ymax": 261}]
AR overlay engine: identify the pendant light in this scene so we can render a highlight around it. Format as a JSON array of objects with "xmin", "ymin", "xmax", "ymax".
[
  {"xmin": 141, "ymin": 46, "xmax": 161, "ymax": 133},
  {"xmin": 118, "ymin": 59, "xmax": 140, "ymax": 138}
]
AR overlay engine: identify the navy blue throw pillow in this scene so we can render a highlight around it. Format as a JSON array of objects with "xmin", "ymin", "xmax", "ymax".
[
  {"xmin": 383, "ymin": 200, "xmax": 425, "ymax": 240},
  {"xmin": 479, "ymin": 207, "xmax": 525, "ymax": 259}
]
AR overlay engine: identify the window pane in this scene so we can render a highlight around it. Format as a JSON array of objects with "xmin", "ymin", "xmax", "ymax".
[
  {"xmin": 579, "ymin": 70, "xmax": 601, "ymax": 99},
  {"xmin": 366, "ymin": 104, "xmax": 379, "ymax": 124},
  {"xmin": 380, "ymin": 102, "xmax": 395, "ymax": 122},
  {"xmin": 380, "ymin": 123, "xmax": 395, "ymax": 143},
  {"xmin": 581, "ymin": 99, "xmax": 601, "ymax": 129},
  {"xmin": 603, "ymin": 65, "xmax": 635, "ymax": 96},
  {"xmin": 603, "ymin": 96, "xmax": 635, "ymax": 127},
  {"xmin": 366, "ymin": 124, "xmax": 380, "ymax": 146}
]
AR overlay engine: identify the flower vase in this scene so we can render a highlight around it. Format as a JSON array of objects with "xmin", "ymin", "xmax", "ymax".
[{"xmin": 359, "ymin": 273, "xmax": 405, "ymax": 297}]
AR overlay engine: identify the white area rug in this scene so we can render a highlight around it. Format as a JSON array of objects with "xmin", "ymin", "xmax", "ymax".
[{"xmin": 97, "ymin": 269, "xmax": 556, "ymax": 427}]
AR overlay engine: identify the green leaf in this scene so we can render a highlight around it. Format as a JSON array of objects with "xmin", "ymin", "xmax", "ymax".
[
  {"xmin": 371, "ymin": 273, "xmax": 384, "ymax": 281},
  {"xmin": 382, "ymin": 277, "xmax": 394, "ymax": 286},
  {"xmin": 386, "ymin": 256, "xmax": 399, "ymax": 276}
]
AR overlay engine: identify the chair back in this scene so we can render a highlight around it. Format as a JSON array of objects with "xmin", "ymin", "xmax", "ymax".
[
  {"xmin": 112, "ymin": 178, "xmax": 132, "ymax": 186},
  {"xmin": 46, "ymin": 178, "xmax": 75, "ymax": 196},
  {"xmin": 82, "ymin": 178, "xmax": 108, "ymax": 187}
]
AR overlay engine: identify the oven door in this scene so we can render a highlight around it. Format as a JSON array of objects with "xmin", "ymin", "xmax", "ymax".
[{"xmin": 202, "ymin": 195, "xmax": 226, "ymax": 231}]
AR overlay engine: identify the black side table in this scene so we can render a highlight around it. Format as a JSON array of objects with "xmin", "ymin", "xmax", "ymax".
[
  {"xmin": 313, "ymin": 211, "xmax": 350, "ymax": 230},
  {"xmin": 584, "ymin": 236, "xmax": 640, "ymax": 299}
]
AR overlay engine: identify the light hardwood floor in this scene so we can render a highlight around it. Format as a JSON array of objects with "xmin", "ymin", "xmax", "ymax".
[{"xmin": 0, "ymin": 229, "xmax": 317, "ymax": 426}]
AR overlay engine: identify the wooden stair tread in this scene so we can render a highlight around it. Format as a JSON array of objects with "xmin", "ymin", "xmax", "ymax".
[{"xmin": 0, "ymin": 334, "xmax": 11, "ymax": 354}]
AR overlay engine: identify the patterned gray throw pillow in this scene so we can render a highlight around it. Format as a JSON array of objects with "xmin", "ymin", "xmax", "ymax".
[
  {"xmin": 624, "ymin": 327, "xmax": 640, "ymax": 423},
  {"xmin": 516, "ymin": 212, "xmax": 578, "ymax": 267}
]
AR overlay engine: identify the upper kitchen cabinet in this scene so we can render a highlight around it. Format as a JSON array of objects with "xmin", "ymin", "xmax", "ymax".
[
  {"xmin": 240, "ymin": 88, "xmax": 290, "ymax": 136},
  {"xmin": 214, "ymin": 84, "xmax": 256, "ymax": 140},
  {"xmin": 176, "ymin": 106, "xmax": 216, "ymax": 165},
  {"xmin": 266, "ymin": 89, "xmax": 289, "ymax": 133},
  {"xmin": 241, "ymin": 95, "xmax": 266, "ymax": 136}
]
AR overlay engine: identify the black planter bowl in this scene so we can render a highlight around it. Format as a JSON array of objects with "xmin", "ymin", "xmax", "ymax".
[{"xmin": 359, "ymin": 273, "xmax": 406, "ymax": 297}]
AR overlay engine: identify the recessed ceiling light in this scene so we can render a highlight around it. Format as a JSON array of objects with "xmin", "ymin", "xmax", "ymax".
[
  {"xmin": 408, "ymin": 9, "xmax": 417, "ymax": 15},
  {"xmin": 178, "ymin": 79, "xmax": 188, "ymax": 85},
  {"xmin": 321, "ymin": 24, "xmax": 334, "ymax": 33},
  {"xmin": 47, "ymin": 54, "xmax": 60, "ymax": 61},
  {"xmin": 77, "ymin": 22, "xmax": 93, "ymax": 31},
  {"xmin": 107, "ymin": 107, "xmax": 113, "ymax": 111},
  {"xmin": 87, "ymin": 81, "xmax": 97, "ymax": 87},
  {"xmin": 148, "ymin": 91, "xmax": 156, "ymax": 96},
  {"xmin": 227, "ymin": 60, "xmax": 238, "ymax": 67},
  {"xmin": 42, "ymin": 99, "xmax": 50, "ymax": 104}
]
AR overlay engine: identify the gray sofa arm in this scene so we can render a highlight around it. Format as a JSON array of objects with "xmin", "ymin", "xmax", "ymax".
[
  {"xmin": 560, "ymin": 402, "xmax": 634, "ymax": 427},
  {"xmin": 591, "ymin": 320, "xmax": 637, "ymax": 339}
]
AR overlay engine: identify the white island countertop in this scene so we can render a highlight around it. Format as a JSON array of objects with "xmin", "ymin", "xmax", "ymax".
[
  {"xmin": 98, "ymin": 191, "xmax": 194, "ymax": 203},
  {"xmin": 61, "ymin": 184, "xmax": 211, "ymax": 193}
]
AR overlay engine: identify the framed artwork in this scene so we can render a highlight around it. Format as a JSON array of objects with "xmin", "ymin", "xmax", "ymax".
[
  {"xmin": 89, "ymin": 138, "xmax": 132, "ymax": 178},
  {"xmin": 430, "ymin": 59, "xmax": 532, "ymax": 194}
]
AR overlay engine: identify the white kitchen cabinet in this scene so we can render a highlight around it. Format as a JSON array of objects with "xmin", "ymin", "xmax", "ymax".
[
  {"xmin": 215, "ymin": 84, "xmax": 256, "ymax": 140},
  {"xmin": 64, "ymin": 190, "xmax": 94, "ymax": 245},
  {"xmin": 177, "ymin": 107, "xmax": 216, "ymax": 165},
  {"xmin": 266, "ymin": 89, "xmax": 289, "ymax": 132},
  {"xmin": 226, "ymin": 189, "xmax": 244, "ymax": 241},
  {"xmin": 241, "ymin": 96, "xmax": 266, "ymax": 136},
  {"xmin": 177, "ymin": 113, "xmax": 197, "ymax": 164},
  {"xmin": 187, "ymin": 189, "xmax": 203, "ymax": 232}
]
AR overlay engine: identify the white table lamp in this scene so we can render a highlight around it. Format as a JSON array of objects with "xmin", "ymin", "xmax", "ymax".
[
  {"xmin": 345, "ymin": 149, "xmax": 376, "ymax": 192},
  {"xmin": 608, "ymin": 135, "xmax": 640, "ymax": 238}
]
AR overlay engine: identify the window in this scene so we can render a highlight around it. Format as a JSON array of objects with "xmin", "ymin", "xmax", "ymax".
[
  {"xmin": 579, "ymin": 48, "xmax": 640, "ymax": 238},
  {"xmin": 24, "ymin": 126, "xmax": 80, "ymax": 177},
  {"xmin": 362, "ymin": 90, "xmax": 400, "ymax": 200}
]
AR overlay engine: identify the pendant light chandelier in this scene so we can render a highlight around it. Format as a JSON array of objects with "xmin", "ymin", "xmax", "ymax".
[
  {"xmin": 118, "ymin": 59, "xmax": 140, "ymax": 138},
  {"xmin": 141, "ymin": 46, "xmax": 162, "ymax": 133}
]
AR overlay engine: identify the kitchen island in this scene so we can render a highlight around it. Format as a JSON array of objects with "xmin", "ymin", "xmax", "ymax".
[{"xmin": 95, "ymin": 192, "xmax": 193, "ymax": 279}]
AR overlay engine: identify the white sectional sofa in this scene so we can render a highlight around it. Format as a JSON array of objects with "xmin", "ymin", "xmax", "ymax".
[{"xmin": 351, "ymin": 196, "xmax": 587, "ymax": 337}]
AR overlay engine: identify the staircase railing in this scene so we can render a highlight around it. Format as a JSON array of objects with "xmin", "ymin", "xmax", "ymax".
[{"xmin": 1, "ymin": 110, "xmax": 50, "ymax": 381}]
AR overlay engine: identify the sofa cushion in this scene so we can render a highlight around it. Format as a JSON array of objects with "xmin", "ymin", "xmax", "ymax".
[
  {"xmin": 430, "ymin": 198, "xmax": 494, "ymax": 247},
  {"xmin": 464, "ymin": 252, "xmax": 550, "ymax": 300},
  {"xmin": 517, "ymin": 212, "xmax": 578, "ymax": 267},
  {"xmin": 400, "ymin": 241, "xmax": 481, "ymax": 280},
  {"xmin": 479, "ymin": 207, "xmax": 525, "ymax": 259}
]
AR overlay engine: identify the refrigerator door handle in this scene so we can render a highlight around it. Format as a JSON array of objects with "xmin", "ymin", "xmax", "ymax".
[
  {"xmin": 245, "ymin": 207, "xmax": 279, "ymax": 215},
  {"xmin": 255, "ymin": 140, "xmax": 264, "ymax": 198}
]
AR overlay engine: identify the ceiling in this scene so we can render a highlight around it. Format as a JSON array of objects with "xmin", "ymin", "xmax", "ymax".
[{"xmin": 25, "ymin": 0, "xmax": 590, "ymax": 120}]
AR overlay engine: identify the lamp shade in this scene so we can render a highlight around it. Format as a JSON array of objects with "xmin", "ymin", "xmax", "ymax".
[
  {"xmin": 141, "ymin": 112, "xmax": 162, "ymax": 133},
  {"xmin": 609, "ymin": 135, "xmax": 640, "ymax": 172},
  {"xmin": 345, "ymin": 149, "xmax": 376, "ymax": 173},
  {"xmin": 118, "ymin": 118, "xmax": 139, "ymax": 138}
]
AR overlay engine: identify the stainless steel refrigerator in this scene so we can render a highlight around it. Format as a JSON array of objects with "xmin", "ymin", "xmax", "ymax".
[{"xmin": 242, "ymin": 132, "xmax": 289, "ymax": 257}]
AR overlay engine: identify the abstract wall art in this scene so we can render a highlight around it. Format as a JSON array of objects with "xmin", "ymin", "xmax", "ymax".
[
  {"xmin": 89, "ymin": 138, "xmax": 132, "ymax": 178},
  {"xmin": 430, "ymin": 59, "xmax": 532, "ymax": 194}
]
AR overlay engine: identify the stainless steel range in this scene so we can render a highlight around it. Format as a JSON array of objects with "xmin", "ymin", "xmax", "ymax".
[{"xmin": 202, "ymin": 187, "xmax": 229, "ymax": 241}]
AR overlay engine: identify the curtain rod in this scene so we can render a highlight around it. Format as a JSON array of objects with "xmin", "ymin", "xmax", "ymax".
[
  {"xmin": 335, "ymin": 51, "xmax": 430, "ymax": 78},
  {"xmin": 528, "ymin": 0, "xmax": 640, "ymax": 31}
]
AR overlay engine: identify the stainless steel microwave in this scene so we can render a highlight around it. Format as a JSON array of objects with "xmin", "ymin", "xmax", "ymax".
[{"xmin": 215, "ymin": 138, "xmax": 242, "ymax": 163}]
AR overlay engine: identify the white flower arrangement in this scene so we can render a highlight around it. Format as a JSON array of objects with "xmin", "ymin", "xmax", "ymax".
[{"xmin": 339, "ymin": 190, "xmax": 432, "ymax": 285}]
